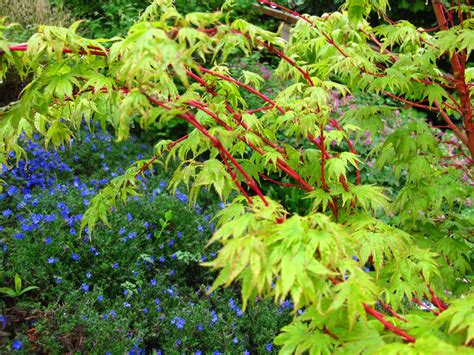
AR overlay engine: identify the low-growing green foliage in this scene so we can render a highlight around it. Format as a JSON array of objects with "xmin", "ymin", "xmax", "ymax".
[
  {"xmin": 0, "ymin": 0, "xmax": 473, "ymax": 353},
  {"xmin": 0, "ymin": 130, "xmax": 292, "ymax": 352}
]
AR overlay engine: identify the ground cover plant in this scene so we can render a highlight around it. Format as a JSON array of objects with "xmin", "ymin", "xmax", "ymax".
[
  {"xmin": 0, "ymin": 0, "xmax": 473, "ymax": 353},
  {"xmin": 0, "ymin": 126, "xmax": 292, "ymax": 352}
]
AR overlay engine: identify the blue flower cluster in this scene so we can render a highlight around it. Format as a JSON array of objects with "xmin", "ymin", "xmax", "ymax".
[{"xmin": 0, "ymin": 127, "xmax": 289, "ymax": 353}]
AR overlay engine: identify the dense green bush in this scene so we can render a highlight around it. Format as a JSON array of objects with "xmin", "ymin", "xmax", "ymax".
[{"xmin": 0, "ymin": 129, "xmax": 292, "ymax": 352}]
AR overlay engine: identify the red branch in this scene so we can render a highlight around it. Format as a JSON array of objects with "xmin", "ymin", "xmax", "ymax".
[
  {"xmin": 135, "ymin": 134, "xmax": 189, "ymax": 176},
  {"xmin": 144, "ymin": 93, "xmax": 269, "ymax": 206},
  {"xmin": 412, "ymin": 297, "xmax": 440, "ymax": 316},
  {"xmin": 363, "ymin": 304, "xmax": 416, "ymax": 343},
  {"xmin": 380, "ymin": 302, "xmax": 408, "ymax": 322}
]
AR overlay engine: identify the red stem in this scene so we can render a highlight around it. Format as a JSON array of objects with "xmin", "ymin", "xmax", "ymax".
[
  {"xmin": 259, "ymin": 173, "xmax": 301, "ymax": 188},
  {"xmin": 199, "ymin": 66, "xmax": 285, "ymax": 114},
  {"xmin": 380, "ymin": 302, "xmax": 408, "ymax": 322},
  {"xmin": 144, "ymin": 94, "xmax": 269, "ymax": 206},
  {"xmin": 363, "ymin": 304, "xmax": 416, "ymax": 343},
  {"xmin": 412, "ymin": 297, "xmax": 440, "ymax": 316},
  {"xmin": 135, "ymin": 134, "xmax": 189, "ymax": 176},
  {"xmin": 220, "ymin": 152, "xmax": 254, "ymax": 205}
]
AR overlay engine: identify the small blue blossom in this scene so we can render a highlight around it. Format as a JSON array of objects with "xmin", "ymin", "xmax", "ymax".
[
  {"xmin": 81, "ymin": 283, "xmax": 89, "ymax": 292},
  {"xmin": 265, "ymin": 344, "xmax": 273, "ymax": 352},
  {"xmin": 13, "ymin": 233, "xmax": 24, "ymax": 240},
  {"xmin": 71, "ymin": 252, "xmax": 80, "ymax": 261},
  {"xmin": 171, "ymin": 316, "xmax": 185, "ymax": 329},
  {"xmin": 12, "ymin": 339, "xmax": 22, "ymax": 350},
  {"xmin": 97, "ymin": 295, "xmax": 104, "ymax": 302}
]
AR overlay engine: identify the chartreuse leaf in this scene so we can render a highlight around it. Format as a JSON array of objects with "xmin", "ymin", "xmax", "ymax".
[
  {"xmin": 329, "ymin": 266, "xmax": 378, "ymax": 329},
  {"xmin": 350, "ymin": 184, "xmax": 389, "ymax": 212},
  {"xmin": 14, "ymin": 274, "xmax": 22, "ymax": 294},
  {"xmin": 275, "ymin": 322, "xmax": 336, "ymax": 355},
  {"xmin": 435, "ymin": 292, "xmax": 474, "ymax": 345},
  {"xmin": 81, "ymin": 166, "xmax": 142, "ymax": 236}
]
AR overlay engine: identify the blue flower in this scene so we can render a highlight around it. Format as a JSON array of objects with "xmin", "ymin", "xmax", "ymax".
[
  {"xmin": 86, "ymin": 272, "xmax": 92, "ymax": 279},
  {"xmin": 13, "ymin": 233, "xmax": 24, "ymax": 240},
  {"xmin": 211, "ymin": 310, "xmax": 218, "ymax": 324},
  {"xmin": 71, "ymin": 252, "xmax": 80, "ymax": 261},
  {"xmin": 44, "ymin": 237, "xmax": 52, "ymax": 244},
  {"xmin": 97, "ymin": 295, "xmax": 104, "ymax": 302},
  {"xmin": 0, "ymin": 315, "xmax": 6, "ymax": 330},
  {"xmin": 2, "ymin": 209, "xmax": 12, "ymax": 217},
  {"xmin": 232, "ymin": 337, "xmax": 238, "ymax": 344},
  {"xmin": 196, "ymin": 324, "xmax": 203, "ymax": 331},
  {"xmin": 112, "ymin": 263, "xmax": 119, "ymax": 269},
  {"xmin": 171, "ymin": 316, "xmax": 185, "ymax": 329},
  {"xmin": 109, "ymin": 310, "xmax": 116, "ymax": 318},
  {"xmin": 151, "ymin": 279, "xmax": 157, "ymax": 286},
  {"xmin": 47, "ymin": 257, "xmax": 58, "ymax": 264},
  {"xmin": 265, "ymin": 344, "xmax": 273, "ymax": 352},
  {"xmin": 55, "ymin": 276, "xmax": 62, "ymax": 283},
  {"xmin": 124, "ymin": 302, "xmax": 131, "ymax": 308},
  {"xmin": 127, "ymin": 213, "xmax": 133, "ymax": 221},
  {"xmin": 12, "ymin": 339, "xmax": 22, "ymax": 350},
  {"xmin": 81, "ymin": 283, "xmax": 89, "ymax": 292}
]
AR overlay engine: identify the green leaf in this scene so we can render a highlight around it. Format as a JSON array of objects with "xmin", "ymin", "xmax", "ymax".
[
  {"xmin": 18, "ymin": 286, "xmax": 39, "ymax": 296},
  {"xmin": 275, "ymin": 321, "xmax": 336, "ymax": 355},
  {"xmin": 0, "ymin": 287, "xmax": 17, "ymax": 297},
  {"xmin": 14, "ymin": 274, "xmax": 21, "ymax": 294}
]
